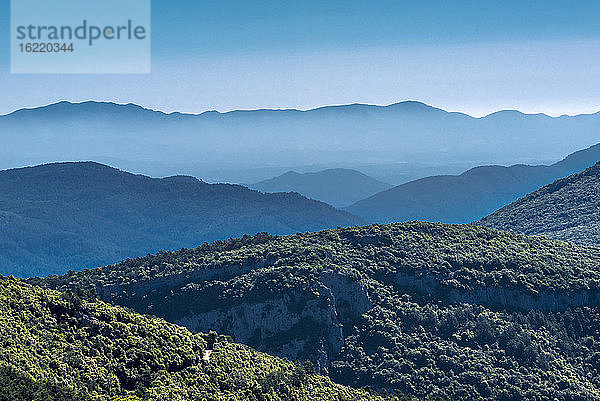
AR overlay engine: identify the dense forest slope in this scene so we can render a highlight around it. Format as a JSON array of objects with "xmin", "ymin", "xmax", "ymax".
[
  {"xmin": 250, "ymin": 168, "xmax": 392, "ymax": 207},
  {"xmin": 39, "ymin": 222, "xmax": 600, "ymax": 401},
  {"xmin": 0, "ymin": 276, "xmax": 400, "ymax": 401},
  {"xmin": 0, "ymin": 162, "xmax": 362, "ymax": 277},
  {"xmin": 348, "ymin": 143, "xmax": 600, "ymax": 223},
  {"xmin": 479, "ymin": 162, "xmax": 600, "ymax": 247}
]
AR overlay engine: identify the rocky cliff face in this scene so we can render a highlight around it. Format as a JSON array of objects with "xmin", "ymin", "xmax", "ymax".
[
  {"xmin": 91, "ymin": 266, "xmax": 372, "ymax": 374},
  {"xmin": 176, "ymin": 287, "xmax": 343, "ymax": 373},
  {"xmin": 81, "ymin": 258, "xmax": 600, "ymax": 374},
  {"xmin": 393, "ymin": 271, "xmax": 600, "ymax": 312}
]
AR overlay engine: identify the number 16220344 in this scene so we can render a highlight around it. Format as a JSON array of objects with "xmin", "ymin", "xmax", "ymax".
[{"xmin": 19, "ymin": 43, "xmax": 74, "ymax": 53}]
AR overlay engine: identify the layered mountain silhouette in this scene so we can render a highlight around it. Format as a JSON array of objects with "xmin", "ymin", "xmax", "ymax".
[
  {"xmin": 479, "ymin": 162, "xmax": 600, "ymax": 247},
  {"xmin": 0, "ymin": 162, "xmax": 362, "ymax": 277},
  {"xmin": 347, "ymin": 143, "xmax": 600, "ymax": 223},
  {"xmin": 250, "ymin": 168, "xmax": 391, "ymax": 207},
  {"xmin": 3, "ymin": 101, "xmax": 600, "ymax": 183}
]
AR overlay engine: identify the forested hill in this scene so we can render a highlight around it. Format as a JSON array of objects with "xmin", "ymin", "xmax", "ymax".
[
  {"xmin": 38, "ymin": 222, "xmax": 600, "ymax": 401},
  {"xmin": 0, "ymin": 276, "xmax": 400, "ymax": 401},
  {"xmin": 0, "ymin": 162, "xmax": 362, "ymax": 277},
  {"xmin": 479, "ymin": 163, "xmax": 600, "ymax": 247}
]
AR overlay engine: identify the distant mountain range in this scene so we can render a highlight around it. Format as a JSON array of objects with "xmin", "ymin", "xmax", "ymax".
[
  {"xmin": 3, "ymin": 100, "xmax": 600, "ymax": 183},
  {"xmin": 347, "ymin": 143, "xmax": 600, "ymax": 224},
  {"xmin": 0, "ymin": 162, "xmax": 362, "ymax": 277},
  {"xmin": 250, "ymin": 168, "xmax": 392, "ymax": 207},
  {"xmin": 479, "ymin": 162, "xmax": 600, "ymax": 247}
]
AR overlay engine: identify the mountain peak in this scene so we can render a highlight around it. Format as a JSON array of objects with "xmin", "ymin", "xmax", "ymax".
[
  {"xmin": 5, "ymin": 161, "xmax": 121, "ymax": 174},
  {"xmin": 251, "ymin": 168, "xmax": 391, "ymax": 207},
  {"xmin": 482, "ymin": 109, "xmax": 551, "ymax": 119},
  {"xmin": 162, "ymin": 175, "xmax": 205, "ymax": 184},
  {"xmin": 7, "ymin": 100, "xmax": 167, "ymax": 118},
  {"xmin": 388, "ymin": 100, "xmax": 439, "ymax": 110}
]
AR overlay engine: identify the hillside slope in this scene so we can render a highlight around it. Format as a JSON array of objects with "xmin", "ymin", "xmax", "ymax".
[
  {"xmin": 348, "ymin": 143, "xmax": 600, "ymax": 223},
  {"xmin": 0, "ymin": 162, "xmax": 362, "ymax": 277},
  {"xmin": 479, "ymin": 162, "xmax": 600, "ymax": 246},
  {"xmin": 250, "ymin": 168, "xmax": 392, "ymax": 207},
  {"xmin": 0, "ymin": 276, "xmax": 399, "ymax": 401},
  {"xmin": 39, "ymin": 222, "xmax": 600, "ymax": 401}
]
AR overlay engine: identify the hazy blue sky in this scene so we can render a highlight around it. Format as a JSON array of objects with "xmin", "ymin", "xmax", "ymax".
[{"xmin": 1, "ymin": 0, "xmax": 599, "ymax": 115}]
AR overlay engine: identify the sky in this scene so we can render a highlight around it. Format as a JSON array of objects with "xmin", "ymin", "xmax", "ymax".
[{"xmin": 1, "ymin": 0, "xmax": 599, "ymax": 116}]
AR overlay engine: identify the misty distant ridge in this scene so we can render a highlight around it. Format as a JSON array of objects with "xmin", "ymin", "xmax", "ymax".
[
  {"xmin": 5, "ymin": 99, "xmax": 445, "ymax": 117},
  {"xmin": 3, "ymin": 99, "xmax": 600, "ymax": 184},
  {"xmin": 348, "ymin": 143, "xmax": 600, "ymax": 224},
  {"xmin": 7, "ymin": 99, "xmax": 598, "ymax": 118}
]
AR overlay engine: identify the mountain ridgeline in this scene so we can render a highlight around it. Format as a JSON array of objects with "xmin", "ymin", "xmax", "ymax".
[
  {"xmin": 0, "ymin": 162, "xmax": 362, "ymax": 277},
  {"xmin": 3, "ymin": 101, "xmax": 600, "ymax": 183},
  {"xmin": 38, "ymin": 222, "xmax": 600, "ymax": 401},
  {"xmin": 250, "ymin": 168, "xmax": 392, "ymax": 207},
  {"xmin": 347, "ymin": 143, "xmax": 600, "ymax": 223},
  {"xmin": 479, "ymin": 162, "xmax": 600, "ymax": 247}
]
